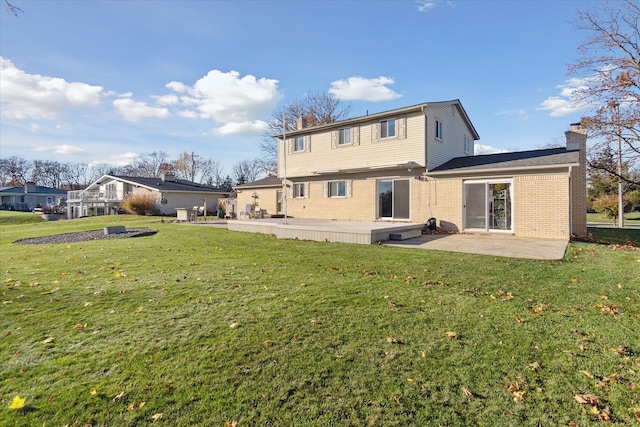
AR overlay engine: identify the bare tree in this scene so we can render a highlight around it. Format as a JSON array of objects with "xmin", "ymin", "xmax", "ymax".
[
  {"xmin": 0, "ymin": 156, "xmax": 31, "ymax": 186},
  {"xmin": 232, "ymin": 159, "xmax": 262, "ymax": 185},
  {"xmin": 200, "ymin": 159, "xmax": 224, "ymax": 187},
  {"xmin": 4, "ymin": 0, "xmax": 22, "ymax": 17},
  {"xmin": 130, "ymin": 151, "xmax": 170, "ymax": 177},
  {"xmin": 259, "ymin": 91, "xmax": 353, "ymax": 175},
  {"xmin": 61, "ymin": 162, "xmax": 89, "ymax": 190},
  {"xmin": 571, "ymin": 0, "xmax": 640, "ymax": 186},
  {"xmin": 173, "ymin": 151, "xmax": 216, "ymax": 182}
]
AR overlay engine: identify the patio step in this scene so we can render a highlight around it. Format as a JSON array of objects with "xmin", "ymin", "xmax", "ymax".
[{"xmin": 389, "ymin": 228, "xmax": 422, "ymax": 241}]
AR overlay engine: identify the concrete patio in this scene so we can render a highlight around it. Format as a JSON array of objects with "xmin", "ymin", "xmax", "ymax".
[{"xmin": 220, "ymin": 218, "xmax": 568, "ymax": 260}]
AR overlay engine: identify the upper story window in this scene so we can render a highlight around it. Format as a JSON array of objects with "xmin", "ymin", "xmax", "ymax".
[
  {"xmin": 294, "ymin": 136, "xmax": 305, "ymax": 152},
  {"xmin": 464, "ymin": 135, "xmax": 470, "ymax": 153},
  {"xmin": 435, "ymin": 119, "xmax": 443, "ymax": 141},
  {"xmin": 338, "ymin": 127, "xmax": 351, "ymax": 145},
  {"xmin": 380, "ymin": 119, "xmax": 396, "ymax": 139}
]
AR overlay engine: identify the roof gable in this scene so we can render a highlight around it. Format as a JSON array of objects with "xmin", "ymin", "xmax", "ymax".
[{"xmin": 90, "ymin": 175, "xmax": 229, "ymax": 193}]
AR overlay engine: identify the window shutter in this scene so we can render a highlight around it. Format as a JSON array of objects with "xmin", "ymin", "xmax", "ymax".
[
  {"xmin": 371, "ymin": 122, "xmax": 378, "ymax": 143},
  {"xmin": 305, "ymin": 135, "xmax": 311, "ymax": 152},
  {"xmin": 331, "ymin": 130, "xmax": 337, "ymax": 148},
  {"xmin": 352, "ymin": 126, "xmax": 360, "ymax": 145},
  {"xmin": 397, "ymin": 115, "xmax": 406, "ymax": 139},
  {"xmin": 346, "ymin": 180, "xmax": 352, "ymax": 197},
  {"xmin": 304, "ymin": 182, "xmax": 310, "ymax": 198},
  {"xmin": 323, "ymin": 182, "xmax": 328, "ymax": 198},
  {"xmin": 287, "ymin": 138, "xmax": 293, "ymax": 155}
]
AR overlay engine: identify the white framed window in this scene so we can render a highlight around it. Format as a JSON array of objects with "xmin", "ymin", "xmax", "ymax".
[
  {"xmin": 323, "ymin": 180, "xmax": 352, "ymax": 198},
  {"xmin": 329, "ymin": 181, "xmax": 346, "ymax": 197},
  {"xmin": 380, "ymin": 118, "xmax": 396, "ymax": 138},
  {"xmin": 294, "ymin": 136, "xmax": 305, "ymax": 152},
  {"xmin": 338, "ymin": 127, "xmax": 351, "ymax": 145},
  {"xmin": 292, "ymin": 183, "xmax": 308, "ymax": 198},
  {"xmin": 435, "ymin": 119, "xmax": 443, "ymax": 141},
  {"xmin": 464, "ymin": 135, "xmax": 470, "ymax": 153}
]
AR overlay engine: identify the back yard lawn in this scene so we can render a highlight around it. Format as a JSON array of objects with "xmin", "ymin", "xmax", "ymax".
[{"xmin": 1, "ymin": 213, "xmax": 638, "ymax": 426}]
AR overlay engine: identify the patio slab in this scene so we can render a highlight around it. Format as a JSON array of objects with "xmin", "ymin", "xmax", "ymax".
[
  {"xmin": 221, "ymin": 218, "xmax": 568, "ymax": 260},
  {"xmin": 383, "ymin": 233, "xmax": 568, "ymax": 260}
]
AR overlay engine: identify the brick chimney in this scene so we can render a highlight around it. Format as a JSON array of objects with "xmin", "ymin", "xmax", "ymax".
[
  {"xmin": 565, "ymin": 123, "xmax": 587, "ymax": 238},
  {"xmin": 24, "ymin": 182, "xmax": 37, "ymax": 193},
  {"xmin": 296, "ymin": 117, "xmax": 308, "ymax": 130}
]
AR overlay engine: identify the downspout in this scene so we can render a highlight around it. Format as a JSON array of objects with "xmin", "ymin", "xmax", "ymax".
[{"xmin": 421, "ymin": 105, "xmax": 428, "ymax": 171}]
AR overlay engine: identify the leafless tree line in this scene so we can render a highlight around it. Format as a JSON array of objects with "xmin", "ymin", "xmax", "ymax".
[{"xmin": 0, "ymin": 151, "xmax": 263, "ymax": 192}]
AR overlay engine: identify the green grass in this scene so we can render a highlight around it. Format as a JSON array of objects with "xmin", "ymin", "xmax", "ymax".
[
  {"xmin": 1, "ymin": 214, "xmax": 639, "ymax": 426},
  {"xmin": 0, "ymin": 211, "xmax": 47, "ymax": 226},
  {"xmin": 588, "ymin": 211, "xmax": 640, "ymax": 225}
]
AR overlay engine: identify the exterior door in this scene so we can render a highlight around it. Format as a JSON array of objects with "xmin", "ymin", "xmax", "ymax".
[
  {"xmin": 377, "ymin": 179, "xmax": 410, "ymax": 220},
  {"xmin": 464, "ymin": 180, "xmax": 512, "ymax": 232}
]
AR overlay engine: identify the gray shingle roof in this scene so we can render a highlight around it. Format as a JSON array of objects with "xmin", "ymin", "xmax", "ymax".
[
  {"xmin": 428, "ymin": 148, "xmax": 579, "ymax": 174},
  {"xmin": 235, "ymin": 176, "xmax": 281, "ymax": 189},
  {"xmin": 111, "ymin": 175, "xmax": 227, "ymax": 193},
  {"xmin": 0, "ymin": 185, "xmax": 67, "ymax": 195}
]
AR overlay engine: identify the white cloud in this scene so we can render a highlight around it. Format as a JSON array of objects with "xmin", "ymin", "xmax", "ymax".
[
  {"xmin": 475, "ymin": 144, "xmax": 509, "ymax": 155},
  {"xmin": 213, "ymin": 120, "xmax": 269, "ymax": 136},
  {"xmin": 496, "ymin": 109, "xmax": 529, "ymax": 120},
  {"xmin": 538, "ymin": 76, "xmax": 595, "ymax": 117},
  {"xmin": 89, "ymin": 152, "xmax": 140, "ymax": 168},
  {"xmin": 54, "ymin": 144, "xmax": 88, "ymax": 156},
  {"xmin": 329, "ymin": 76, "xmax": 402, "ymax": 102},
  {"xmin": 164, "ymin": 70, "xmax": 282, "ymax": 135},
  {"xmin": 416, "ymin": 1, "xmax": 437, "ymax": 12},
  {"xmin": 416, "ymin": 0, "xmax": 453, "ymax": 12},
  {"xmin": 153, "ymin": 94, "xmax": 180, "ymax": 106},
  {"xmin": 0, "ymin": 57, "xmax": 103, "ymax": 119},
  {"xmin": 32, "ymin": 143, "xmax": 88, "ymax": 156},
  {"xmin": 113, "ymin": 97, "xmax": 170, "ymax": 122}
]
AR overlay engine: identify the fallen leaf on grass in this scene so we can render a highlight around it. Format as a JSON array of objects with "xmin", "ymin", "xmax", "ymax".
[
  {"xmin": 42, "ymin": 337, "xmax": 55, "ymax": 344},
  {"xmin": 507, "ymin": 383, "xmax": 525, "ymax": 400},
  {"xmin": 527, "ymin": 361, "xmax": 541, "ymax": 373},
  {"xmin": 581, "ymin": 370, "xmax": 595, "ymax": 379},
  {"xmin": 225, "ymin": 421, "xmax": 238, "ymax": 427},
  {"xmin": 446, "ymin": 331, "xmax": 459, "ymax": 339},
  {"xmin": 393, "ymin": 395, "xmax": 402, "ymax": 404},
  {"xmin": 8, "ymin": 395, "xmax": 25, "ymax": 409},
  {"xmin": 90, "ymin": 389, "xmax": 97, "ymax": 396},
  {"xmin": 594, "ymin": 303, "xmax": 618, "ymax": 315},
  {"xmin": 112, "ymin": 391, "xmax": 126, "ymax": 402},
  {"xmin": 461, "ymin": 387, "xmax": 473, "ymax": 397},
  {"xmin": 127, "ymin": 401, "xmax": 145, "ymax": 411},
  {"xmin": 151, "ymin": 413, "xmax": 164, "ymax": 422},
  {"xmin": 229, "ymin": 322, "xmax": 240, "ymax": 329},
  {"xmin": 387, "ymin": 336, "xmax": 404, "ymax": 344},
  {"xmin": 574, "ymin": 393, "xmax": 600, "ymax": 405}
]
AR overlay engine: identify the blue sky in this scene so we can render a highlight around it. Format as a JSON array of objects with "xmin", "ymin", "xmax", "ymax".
[{"xmin": 1, "ymin": 0, "xmax": 597, "ymax": 175}]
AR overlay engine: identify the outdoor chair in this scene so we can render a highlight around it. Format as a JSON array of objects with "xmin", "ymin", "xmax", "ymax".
[{"xmin": 239, "ymin": 203, "xmax": 253, "ymax": 219}]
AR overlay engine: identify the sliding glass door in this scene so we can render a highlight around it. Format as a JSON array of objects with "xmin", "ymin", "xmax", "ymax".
[
  {"xmin": 464, "ymin": 180, "xmax": 513, "ymax": 232},
  {"xmin": 378, "ymin": 179, "xmax": 410, "ymax": 220}
]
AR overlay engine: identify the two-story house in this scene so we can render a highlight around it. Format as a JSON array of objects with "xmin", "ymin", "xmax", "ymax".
[
  {"xmin": 237, "ymin": 100, "xmax": 587, "ymax": 240},
  {"xmin": 67, "ymin": 174, "xmax": 229, "ymax": 219}
]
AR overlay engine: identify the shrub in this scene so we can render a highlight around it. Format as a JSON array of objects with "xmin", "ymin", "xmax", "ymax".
[
  {"xmin": 120, "ymin": 193, "xmax": 156, "ymax": 215},
  {"xmin": 627, "ymin": 189, "xmax": 640, "ymax": 211},
  {"xmin": 591, "ymin": 194, "xmax": 630, "ymax": 219}
]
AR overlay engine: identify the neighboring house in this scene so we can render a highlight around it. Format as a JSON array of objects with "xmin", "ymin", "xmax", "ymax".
[
  {"xmin": 0, "ymin": 182, "xmax": 67, "ymax": 212},
  {"xmin": 67, "ymin": 174, "xmax": 230, "ymax": 219},
  {"xmin": 234, "ymin": 175, "xmax": 284, "ymax": 217},
  {"xmin": 237, "ymin": 100, "xmax": 587, "ymax": 240}
]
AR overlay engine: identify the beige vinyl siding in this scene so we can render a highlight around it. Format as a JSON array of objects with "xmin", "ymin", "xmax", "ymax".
[
  {"xmin": 426, "ymin": 104, "xmax": 475, "ymax": 171},
  {"xmin": 278, "ymin": 111, "xmax": 427, "ymax": 178}
]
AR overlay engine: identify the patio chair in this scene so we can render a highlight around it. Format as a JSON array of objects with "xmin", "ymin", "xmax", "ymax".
[{"xmin": 239, "ymin": 203, "xmax": 253, "ymax": 219}]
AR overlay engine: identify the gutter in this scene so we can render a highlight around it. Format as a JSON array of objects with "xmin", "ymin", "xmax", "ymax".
[{"xmin": 424, "ymin": 162, "xmax": 579, "ymax": 177}]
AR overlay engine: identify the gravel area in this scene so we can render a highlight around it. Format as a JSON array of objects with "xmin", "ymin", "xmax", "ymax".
[{"xmin": 15, "ymin": 228, "xmax": 157, "ymax": 245}]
